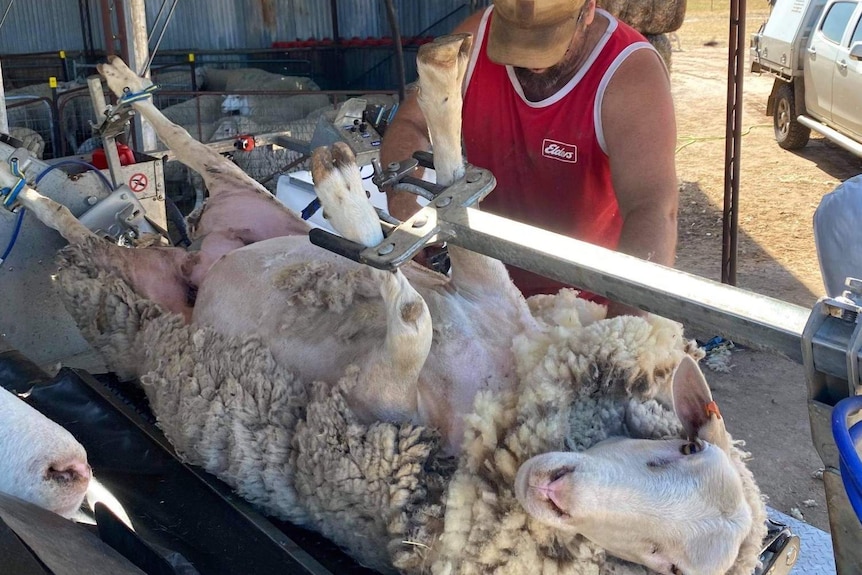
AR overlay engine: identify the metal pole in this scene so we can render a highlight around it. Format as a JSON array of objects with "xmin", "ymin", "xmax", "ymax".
[
  {"xmin": 0, "ymin": 57, "xmax": 8, "ymax": 133},
  {"xmin": 87, "ymin": 75, "xmax": 122, "ymax": 188},
  {"xmin": 141, "ymin": 0, "xmax": 179, "ymax": 77},
  {"xmin": 330, "ymin": 0, "xmax": 345, "ymax": 88},
  {"xmin": 128, "ymin": 0, "xmax": 157, "ymax": 151},
  {"xmin": 382, "ymin": 0, "xmax": 407, "ymax": 101},
  {"xmin": 330, "ymin": 0, "xmax": 340, "ymax": 46},
  {"xmin": 79, "ymin": 0, "xmax": 95, "ymax": 58},
  {"xmin": 358, "ymin": 189, "xmax": 813, "ymax": 364},
  {"xmin": 99, "ymin": 0, "xmax": 117, "ymax": 56},
  {"xmin": 0, "ymin": 0, "xmax": 14, "ymax": 31},
  {"xmin": 442, "ymin": 208, "xmax": 810, "ymax": 362},
  {"xmin": 115, "ymin": 0, "xmax": 130, "ymax": 66},
  {"xmin": 721, "ymin": 0, "xmax": 746, "ymax": 285}
]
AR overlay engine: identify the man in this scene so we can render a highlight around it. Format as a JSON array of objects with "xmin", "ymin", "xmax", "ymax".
[{"xmin": 380, "ymin": 0, "xmax": 678, "ymax": 318}]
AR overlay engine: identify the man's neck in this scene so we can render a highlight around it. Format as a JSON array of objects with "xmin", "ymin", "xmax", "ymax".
[{"xmin": 513, "ymin": 13, "xmax": 609, "ymax": 102}]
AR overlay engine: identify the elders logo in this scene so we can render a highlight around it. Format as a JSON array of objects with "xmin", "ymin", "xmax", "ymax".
[{"xmin": 542, "ymin": 139, "xmax": 578, "ymax": 163}]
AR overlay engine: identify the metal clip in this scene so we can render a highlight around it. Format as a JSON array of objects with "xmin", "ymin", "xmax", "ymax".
[
  {"xmin": 77, "ymin": 184, "xmax": 160, "ymax": 243},
  {"xmin": 312, "ymin": 165, "xmax": 495, "ymax": 271},
  {"xmin": 92, "ymin": 104, "xmax": 137, "ymax": 140},
  {"xmin": 754, "ymin": 519, "xmax": 799, "ymax": 575},
  {"xmin": 371, "ymin": 156, "xmax": 419, "ymax": 190}
]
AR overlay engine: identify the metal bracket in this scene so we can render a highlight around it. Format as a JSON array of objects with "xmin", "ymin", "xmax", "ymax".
[
  {"xmin": 92, "ymin": 104, "xmax": 136, "ymax": 141},
  {"xmin": 6, "ymin": 147, "xmax": 36, "ymax": 178},
  {"xmin": 310, "ymin": 162, "xmax": 496, "ymax": 271},
  {"xmin": 371, "ymin": 156, "xmax": 420, "ymax": 190},
  {"xmin": 77, "ymin": 184, "xmax": 160, "ymax": 244},
  {"xmin": 755, "ymin": 519, "xmax": 800, "ymax": 575}
]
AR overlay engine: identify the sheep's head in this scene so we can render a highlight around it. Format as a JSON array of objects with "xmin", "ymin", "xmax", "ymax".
[
  {"xmin": 0, "ymin": 388, "xmax": 91, "ymax": 518},
  {"xmin": 221, "ymin": 94, "xmax": 250, "ymax": 116},
  {"xmin": 515, "ymin": 356, "xmax": 753, "ymax": 575}
]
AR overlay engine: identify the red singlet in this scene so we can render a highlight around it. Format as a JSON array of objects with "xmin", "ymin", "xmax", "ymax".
[{"xmin": 462, "ymin": 7, "xmax": 655, "ymax": 298}]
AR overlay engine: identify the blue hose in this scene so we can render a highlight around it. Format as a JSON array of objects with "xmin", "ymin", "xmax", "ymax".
[
  {"xmin": 1, "ymin": 159, "xmax": 114, "ymax": 265},
  {"xmin": 0, "ymin": 207, "xmax": 25, "ymax": 264},
  {"xmin": 832, "ymin": 394, "xmax": 862, "ymax": 523},
  {"xmin": 34, "ymin": 158, "xmax": 115, "ymax": 190}
]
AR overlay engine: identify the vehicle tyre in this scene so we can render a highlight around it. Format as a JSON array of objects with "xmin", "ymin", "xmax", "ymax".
[{"xmin": 773, "ymin": 82, "xmax": 811, "ymax": 150}]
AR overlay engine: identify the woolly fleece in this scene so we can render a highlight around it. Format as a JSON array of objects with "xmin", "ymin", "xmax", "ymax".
[{"xmin": 56, "ymin": 242, "xmax": 766, "ymax": 575}]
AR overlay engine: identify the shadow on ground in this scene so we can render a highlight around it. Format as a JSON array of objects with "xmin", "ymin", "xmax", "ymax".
[
  {"xmin": 792, "ymin": 138, "xmax": 862, "ymax": 181},
  {"xmin": 676, "ymin": 180, "xmax": 819, "ymax": 307}
]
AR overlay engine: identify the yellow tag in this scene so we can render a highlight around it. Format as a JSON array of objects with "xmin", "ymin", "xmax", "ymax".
[
  {"xmin": 59, "ymin": 50, "xmax": 66, "ymax": 59},
  {"xmin": 188, "ymin": 53, "xmax": 195, "ymax": 62},
  {"xmin": 49, "ymin": 77, "xmax": 58, "ymax": 88}
]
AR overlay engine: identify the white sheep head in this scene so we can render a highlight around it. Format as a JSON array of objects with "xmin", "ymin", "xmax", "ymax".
[
  {"xmin": 515, "ymin": 355, "xmax": 752, "ymax": 575},
  {"xmin": 0, "ymin": 387, "xmax": 91, "ymax": 518}
]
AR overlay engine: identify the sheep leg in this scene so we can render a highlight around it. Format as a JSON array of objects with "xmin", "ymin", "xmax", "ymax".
[
  {"xmin": 1, "ymin": 163, "xmax": 196, "ymax": 320},
  {"xmin": 96, "ymin": 56, "xmax": 309, "ymax": 247},
  {"xmin": 312, "ymin": 143, "xmax": 432, "ymax": 423},
  {"xmin": 0, "ymin": 164, "xmax": 96, "ymax": 244},
  {"xmin": 415, "ymin": 34, "xmax": 518, "ymax": 297},
  {"xmin": 416, "ymin": 34, "xmax": 471, "ymax": 187}
]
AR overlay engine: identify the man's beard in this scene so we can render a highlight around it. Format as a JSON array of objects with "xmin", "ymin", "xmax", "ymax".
[
  {"xmin": 514, "ymin": 61, "xmax": 576, "ymax": 99},
  {"xmin": 513, "ymin": 20, "xmax": 589, "ymax": 100}
]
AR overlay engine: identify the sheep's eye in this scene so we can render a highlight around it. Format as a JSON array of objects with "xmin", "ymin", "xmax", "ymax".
[
  {"xmin": 670, "ymin": 565, "xmax": 684, "ymax": 575},
  {"xmin": 549, "ymin": 466, "xmax": 575, "ymax": 482},
  {"xmin": 680, "ymin": 440, "xmax": 703, "ymax": 455}
]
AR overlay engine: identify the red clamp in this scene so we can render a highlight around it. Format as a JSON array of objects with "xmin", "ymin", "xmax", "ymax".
[{"xmin": 234, "ymin": 134, "xmax": 256, "ymax": 152}]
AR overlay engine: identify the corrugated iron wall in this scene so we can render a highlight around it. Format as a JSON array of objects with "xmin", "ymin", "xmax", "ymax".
[
  {"xmin": 0, "ymin": 1, "xmax": 492, "ymax": 90},
  {"xmin": 0, "ymin": 0, "xmax": 490, "ymax": 54}
]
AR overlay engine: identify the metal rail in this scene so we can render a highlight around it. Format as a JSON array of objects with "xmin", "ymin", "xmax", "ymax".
[
  {"xmin": 459, "ymin": 211, "xmax": 810, "ymax": 353},
  {"xmin": 356, "ymin": 188, "xmax": 812, "ymax": 365}
]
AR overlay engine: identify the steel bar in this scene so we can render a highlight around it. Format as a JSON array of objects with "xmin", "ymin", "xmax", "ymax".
[
  {"xmin": 722, "ymin": 0, "xmax": 746, "ymax": 285},
  {"xmin": 0, "ymin": 0, "xmax": 15, "ymax": 32},
  {"xmin": 437, "ymin": 207, "xmax": 811, "ymax": 363},
  {"xmin": 382, "ymin": 0, "xmax": 406, "ymax": 102},
  {"xmin": 141, "ymin": 0, "xmax": 179, "ymax": 77}
]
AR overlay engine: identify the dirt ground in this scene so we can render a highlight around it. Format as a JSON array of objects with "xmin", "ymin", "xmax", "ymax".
[{"xmin": 669, "ymin": 10, "xmax": 862, "ymax": 533}]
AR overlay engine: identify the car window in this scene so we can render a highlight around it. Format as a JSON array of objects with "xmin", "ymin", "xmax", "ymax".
[
  {"xmin": 852, "ymin": 15, "xmax": 862, "ymax": 44},
  {"xmin": 820, "ymin": 1, "xmax": 857, "ymax": 43}
]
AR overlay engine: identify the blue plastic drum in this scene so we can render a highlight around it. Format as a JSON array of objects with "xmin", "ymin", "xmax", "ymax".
[{"xmin": 832, "ymin": 395, "xmax": 862, "ymax": 522}]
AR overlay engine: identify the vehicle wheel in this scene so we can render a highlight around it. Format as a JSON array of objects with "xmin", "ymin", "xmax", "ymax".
[{"xmin": 773, "ymin": 83, "xmax": 810, "ymax": 150}]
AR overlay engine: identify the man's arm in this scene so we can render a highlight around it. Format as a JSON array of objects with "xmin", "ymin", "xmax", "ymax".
[
  {"xmin": 601, "ymin": 47, "xmax": 679, "ymax": 316},
  {"xmin": 379, "ymin": 90, "xmax": 431, "ymax": 220},
  {"xmin": 380, "ymin": 10, "xmax": 486, "ymax": 221}
]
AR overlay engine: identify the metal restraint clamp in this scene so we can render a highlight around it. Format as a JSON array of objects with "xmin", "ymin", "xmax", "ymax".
[
  {"xmin": 95, "ymin": 84, "xmax": 160, "ymax": 140},
  {"xmin": 1, "ymin": 157, "xmax": 27, "ymax": 211},
  {"xmin": 310, "ymin": 152, "xmax": 496, "ymax": 271},
  {"xmin": 118, "ymin": 83, "xmax": 159, "ymax": 106}
]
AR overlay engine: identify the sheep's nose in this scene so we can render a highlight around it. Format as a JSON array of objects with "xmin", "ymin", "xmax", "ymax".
[{"xmin": 46, "ymin": 460, "xmax": 91, "ymax": 484}]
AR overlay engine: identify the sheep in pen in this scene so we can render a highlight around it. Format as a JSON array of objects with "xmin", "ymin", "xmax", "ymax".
[{"xmin": 0, "ymin": 36, "xmax": 766, "ymax": 575}]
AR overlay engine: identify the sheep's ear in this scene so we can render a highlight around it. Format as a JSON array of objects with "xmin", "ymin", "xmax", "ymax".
[{"xmin": 671, "ymin": 355, "xmax": 731, "ymax": 451}]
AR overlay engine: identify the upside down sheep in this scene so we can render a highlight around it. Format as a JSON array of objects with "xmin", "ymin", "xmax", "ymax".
[{"xmin": 0, "ymin": 46, "xmax": 768, "ymax": 574}]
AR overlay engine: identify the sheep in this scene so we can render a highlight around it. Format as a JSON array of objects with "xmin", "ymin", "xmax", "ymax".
[
  {"xmin": 0, "ymin": 386, "xmax": 91, "ymax": 518},
  {"xmin": 0, "ymin": 43, "xmax": 767, "ymax": 574}
]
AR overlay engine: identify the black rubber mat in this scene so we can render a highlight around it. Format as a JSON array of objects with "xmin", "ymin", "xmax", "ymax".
[{"xmin": 0, "ymin": 349, "xmax": 379, "ymax": 575}]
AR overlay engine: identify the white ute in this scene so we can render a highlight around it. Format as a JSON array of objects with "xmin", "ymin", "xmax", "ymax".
[{"xmin": 751, "ymin": 0, "xmax": 862, "ymax": 155}]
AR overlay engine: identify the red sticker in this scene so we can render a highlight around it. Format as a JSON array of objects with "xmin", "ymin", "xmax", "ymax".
[{"xmin": 129, "ymin": 173, "xmax": 148, "ymax": 192}]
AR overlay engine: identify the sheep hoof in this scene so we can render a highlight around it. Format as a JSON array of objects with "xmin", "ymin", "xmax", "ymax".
[
  {"xmin": 417, "ymin": 33, "xmax": 473, "ymax": 68},
  {"xmin": 97, "ymin": 56, "xmax": 146, "ymax": 98}
]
